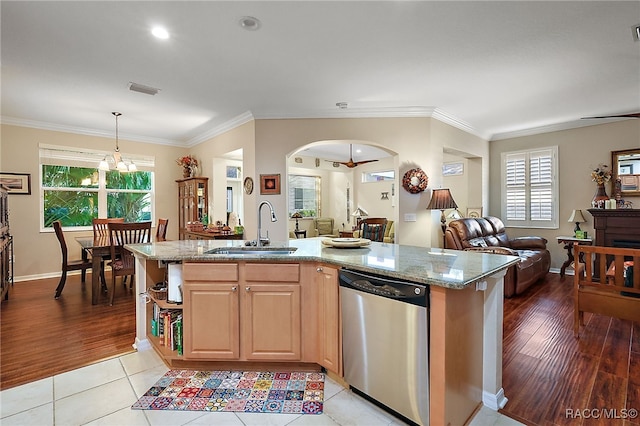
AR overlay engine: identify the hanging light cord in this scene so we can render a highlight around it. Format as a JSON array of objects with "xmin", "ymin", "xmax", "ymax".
[{"xmin": 112, "ymin": 111, "xmax": 122, "ymax": 152}]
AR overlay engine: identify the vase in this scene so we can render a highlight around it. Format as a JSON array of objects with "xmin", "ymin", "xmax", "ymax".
[
  {"xmin": 592, "ymin": 182, "xmax": 609, "ymax": 207},
  {"xmin": 183, "ymin": 166, "xmax": 190, "ymax": 178},
  {"xmin": 190, "ymin": 165, "xmax": 198, "ymax": 178}
]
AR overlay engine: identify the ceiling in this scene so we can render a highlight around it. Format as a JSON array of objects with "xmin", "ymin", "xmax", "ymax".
[{"xmin": 1, "ymin": 1, "xmax": 639, "ymax": 155}]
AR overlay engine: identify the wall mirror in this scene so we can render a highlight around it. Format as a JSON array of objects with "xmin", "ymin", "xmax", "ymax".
[{"xmin": 612, "ymin": 148, "xmax": 640, "ymax": 197}]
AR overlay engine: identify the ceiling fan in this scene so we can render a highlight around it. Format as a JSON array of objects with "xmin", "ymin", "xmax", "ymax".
[
  {"xmin": 581, "ymin": 112, "xmax": 640, "ymax": 119},
  {"xmin": 326, "ymin": 144, "xmax": 379, "ymax": 168}
]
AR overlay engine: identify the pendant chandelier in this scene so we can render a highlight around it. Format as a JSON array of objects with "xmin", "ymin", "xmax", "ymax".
[{"xmin": 99, "ymin": 112, "xmax": 137, "ymax": 172}]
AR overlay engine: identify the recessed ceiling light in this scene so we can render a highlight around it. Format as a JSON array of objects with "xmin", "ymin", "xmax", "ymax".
[
  {"xmin": 239, "ymin": 16, "xmax": 261, "ymax": 31},
  {"xmin": 151, "ymin": 26, "xmax": 169, "ymax": 40},
  {"xmin": 634, "ymin": 24, "xmax": 640, "ymax": 42}
]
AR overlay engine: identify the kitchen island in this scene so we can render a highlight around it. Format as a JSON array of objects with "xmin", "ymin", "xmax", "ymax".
[{"xmin": 126, "ymin": 237, "xmax": 519, "ymax": 426}]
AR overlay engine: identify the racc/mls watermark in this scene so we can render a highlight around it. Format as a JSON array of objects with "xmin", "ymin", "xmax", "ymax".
[{"xmin": 566, "ymin": 408, "xmax": 638, "ymax": 420}]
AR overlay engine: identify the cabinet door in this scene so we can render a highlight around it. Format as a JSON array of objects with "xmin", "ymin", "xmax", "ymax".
[
  {"xmin": 317, "ymin": 265, "xmax": 341, "ymax": 375},
  {"xmin": 183, "ymin": 282, "xmax": 239, "ymax": 359},
  {"xmin": 242, "ymin": 284, "xmax": 301, "ymax": 360}
]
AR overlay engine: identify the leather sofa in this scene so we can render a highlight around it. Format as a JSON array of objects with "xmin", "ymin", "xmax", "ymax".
[{"xmin": 444, "ymin": 216, "xmax": 550, "ymax": 298}]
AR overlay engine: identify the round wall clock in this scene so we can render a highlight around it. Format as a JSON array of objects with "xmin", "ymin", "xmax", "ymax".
[
  {"xmin": 243, "ymin": 177, "xmax": 254, "ymax": 194},
  {"xmin": 402, "ymin": 168, "xmax": 429, "ymax": 194}
]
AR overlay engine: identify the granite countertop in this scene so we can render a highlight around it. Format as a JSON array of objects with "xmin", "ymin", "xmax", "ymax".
[{"xmin": 125, "ymin": 237, "xmax": 519, "ymax": 290}]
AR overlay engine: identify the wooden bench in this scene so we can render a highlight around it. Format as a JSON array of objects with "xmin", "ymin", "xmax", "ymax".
[{"xmin": 573, "ymin": 244, "xmax": 640, "ymax": 337}]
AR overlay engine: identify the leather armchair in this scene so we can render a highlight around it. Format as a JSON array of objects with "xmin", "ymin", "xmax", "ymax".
[{"xmin": 444, "ymin": 216, "xmax": 550, "ymax": 297}]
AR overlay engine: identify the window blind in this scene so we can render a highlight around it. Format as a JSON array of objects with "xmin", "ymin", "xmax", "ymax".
[{"xmin": 502, "ymin": 147, "xmax": 558, "ymax": 228}]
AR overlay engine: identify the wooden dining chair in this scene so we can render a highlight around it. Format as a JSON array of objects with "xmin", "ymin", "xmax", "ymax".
[
  {"xmin": 92, "ymin": 217, "xmax": 124, "ymax": 238},
  {"xmin": 359, "ymin": 218, "xmax": 388, "ymax": 242},
  {"xmin": 91, "ymin": 218, "xmax": 124, "ymax": 286},
  {"xmin": 107, "ymin": 221, "xmax": 152, "ymax": 305},
  {"xmin": 53, "ymin": 221, "xmax": 93, "ymax": 299},
  {"xmin": 156, "ymin": 218, "xmax": 169, "ymax": 241}
]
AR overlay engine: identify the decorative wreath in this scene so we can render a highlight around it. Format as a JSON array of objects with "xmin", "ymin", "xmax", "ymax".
[{"xmin": 402, "ymin": 168, "xmax": 429, "ymax": 194}]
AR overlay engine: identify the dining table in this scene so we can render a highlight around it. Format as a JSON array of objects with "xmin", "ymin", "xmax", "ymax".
[{"xmin": 75, "ymin": 235, "xmax": 111, "ymax": 305}]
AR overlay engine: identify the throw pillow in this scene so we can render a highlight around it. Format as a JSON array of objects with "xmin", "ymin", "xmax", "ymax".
[
  {"xmin": 363, "ymin": 224, "xmax": 382, "ymax": 241},
  {"xmin": 316, "ymin": 220, "xmax": 333, "ymax": 235}
]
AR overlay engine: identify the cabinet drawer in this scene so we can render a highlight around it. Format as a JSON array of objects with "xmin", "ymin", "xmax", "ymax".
[
  {"xmin": 245, "ymin": 263, "xmax": 299, "ymax": 282},
  {"xmin": 183, "ymin": 263, "xmax": 239, "ymax": 281}
]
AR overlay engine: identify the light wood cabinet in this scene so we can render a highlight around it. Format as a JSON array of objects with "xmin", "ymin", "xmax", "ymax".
[
  {"xmin": 176, "ymin": 177, "xmax": 208, "ymax": 239},
  {"xmin": 183, "ymin": 282, "xmax": 240, "ymax": 359},
  {"xmin": 242, "ymin": 283, "xmax": 301, "ymax": 360},
  {"xmin": 316, "ymin": 264, "xmax": 341, "ymax": 375},
  {"xmin": 182, "ymin": 262, "xmax": 302, "ymax": 361}
]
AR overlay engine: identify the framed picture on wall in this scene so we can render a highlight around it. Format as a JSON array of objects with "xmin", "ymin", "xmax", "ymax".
[
  {"xmin": 260, "ymin": 174, "xmax": 281, "ymax": 195},
  {"xmin": 466, "ymin": 207, "xmax": 483, "ymax": 218},
  {"xmin": 0, "ymin": 172, "xmax": 31, "ymax": 195}
]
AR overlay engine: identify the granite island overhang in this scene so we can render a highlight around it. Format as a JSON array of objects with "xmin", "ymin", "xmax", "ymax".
[
  {"xmin": 125, "ymin": 237, "xmax": 519, "ymax": 290},
  {"xmin": 125, "ymin": 237, "xmax": 520, "ymax": 426}
]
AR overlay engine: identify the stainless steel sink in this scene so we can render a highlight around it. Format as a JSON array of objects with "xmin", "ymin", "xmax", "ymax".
[{"xmin": 205, "ymin": 247, "xmax": 298, "ymax": 256}]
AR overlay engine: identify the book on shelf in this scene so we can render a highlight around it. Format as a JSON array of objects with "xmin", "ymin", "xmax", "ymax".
[{"xmin": 151, "ymin": 303, "xmax": 182, "ymax": 351}]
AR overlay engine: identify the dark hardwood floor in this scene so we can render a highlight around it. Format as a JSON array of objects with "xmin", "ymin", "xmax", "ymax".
[
  {"xmin": 0, "ymin": 273, "xmax": 136, "ymax": 390},
  {"xmin": 501, "ymin": 273, "xmax": 640, "ymax": 426},
  {"xmin": 1, "ymin": 271, "xmax": 638, "ymax": 426}
]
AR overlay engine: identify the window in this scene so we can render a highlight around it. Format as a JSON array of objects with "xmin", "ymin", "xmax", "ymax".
[
  {"xmin": 362, "ymin": 170, "xmax": 395, "ymax": 182},
  {"xmin": 288, "ymin": 175, "xmax": 321, "ymax": 217},
  {"xmin": 501, "ymin": 146, "xmax": 558, "ymax": 228},
  {"xmin": 40, "ymin": 145, "xmax": 154, "ymax": 230}
]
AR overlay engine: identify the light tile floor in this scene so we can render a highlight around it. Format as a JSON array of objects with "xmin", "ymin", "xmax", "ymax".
[{"xmin": 1, "ymin": 349, "xmax": 523, "ymax": 426}]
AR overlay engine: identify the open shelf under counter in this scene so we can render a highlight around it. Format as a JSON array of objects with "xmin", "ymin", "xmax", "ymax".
[
  {"xmin": 147, "ymin": 333, "xmax": 183, "ymax": 362},
  {"xmin": 148, "ymin": 293, "xmax": 183, "ymax": 310}
]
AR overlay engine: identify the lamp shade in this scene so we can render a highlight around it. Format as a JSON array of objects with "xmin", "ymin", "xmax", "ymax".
[
  {"xmin": 567, "ymin": 209, "xmax": 586, "ymax": 223},
  {"xmin": 447, "ymin": 209, "xmax": 462, "ymax": 220},
  {"xmin": 426, "ymin": 189, "xmax": 458, "ymax": 211},
  {"xmin": 291, "ymin": 212, "xmax": 303, "ymax": 219},
  {"xmin": 351, "ymin": 207, "xmax": 369, "ymax": 217}
]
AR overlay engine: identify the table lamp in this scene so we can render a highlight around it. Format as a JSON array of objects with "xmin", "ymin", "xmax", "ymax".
[
  {"xmin": 427, "ymin": 188, "xmax": 458, "ymax": 247},
  {"xmin": 291, "ymin": 211, "xmax": 303, "ymax": 231},
  {"xmin": 351, "ymin": 206, "xmax": 368, "ymax": 229},
  {"xmin": 567, "ymin": 209, "xmax": 586, "ymax": 236}
]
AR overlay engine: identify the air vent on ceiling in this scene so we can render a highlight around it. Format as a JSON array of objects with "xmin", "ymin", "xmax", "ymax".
[{"xmin": 128, "ymin": 82, "xmax": 160, "ymax": 96}]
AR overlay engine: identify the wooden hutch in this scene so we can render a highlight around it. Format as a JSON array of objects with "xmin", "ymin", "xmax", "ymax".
[
  {"xmin": 176, "ymin": 177, "xmax": 208, "ymax": 240},
  {"xmin": 1, "ymin": 187, "xmax": 13, "ymax": 301}
]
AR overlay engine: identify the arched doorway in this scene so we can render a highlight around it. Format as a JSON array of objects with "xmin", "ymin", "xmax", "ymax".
[{"xmin": 286, "ymin": 140, "xmax": 398, "ymax": 239}]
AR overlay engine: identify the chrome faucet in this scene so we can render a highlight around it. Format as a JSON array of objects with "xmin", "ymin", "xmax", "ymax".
[{"xmin": 257, "ymin": 200, "xmax": 277, "ymax": 246}]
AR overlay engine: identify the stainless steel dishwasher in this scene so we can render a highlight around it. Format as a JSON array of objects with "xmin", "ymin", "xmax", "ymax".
[{"xmin": 340, "ymin": 268, "xmax": 429, "ymax": 425}]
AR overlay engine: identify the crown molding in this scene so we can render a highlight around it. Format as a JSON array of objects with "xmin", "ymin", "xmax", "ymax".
[
  {"xmin": 252, "ymin": 106, "xmax": 486, "ymax": 139},
  {"xmin": 489, "ymin": 117, "xmax": 630, "ymax": 141},
  {"xmin": 254, "ymin": 106, "xmax": 436, "ymax": 120},
  {"xmin": 431, "ymin": 109, "xmax": 486, "ymax": 139},
  {"xmin": 0, "ymin": 115, "xmax": 180, "ymax": 146},
  {"xmin": 10, "ymin": 108, "xmax": 614, "ymax": 147},
  {"xmin": 185, "ymin": 111, "xmax": 255, "ymax": 147}
]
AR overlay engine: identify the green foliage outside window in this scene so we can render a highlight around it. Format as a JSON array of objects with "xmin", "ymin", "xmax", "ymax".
[{"xmin": 42, "ymin": 165, "xmax": 153, "ymax": 228}]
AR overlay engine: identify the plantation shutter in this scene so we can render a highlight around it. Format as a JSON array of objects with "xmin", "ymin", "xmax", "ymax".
[
  {"xmin": 529, "ymin": 150, "xmax": 553, "ymax": 222},
  {"xmin": 505, "ymin": 153, "xmax": 526, "ymax": 221},
  {"xmin": 502, "ymin": 147, "xmax": 558, "ymax": 228}
]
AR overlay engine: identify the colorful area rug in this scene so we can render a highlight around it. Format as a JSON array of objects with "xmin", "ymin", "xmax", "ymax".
[{"xmin": 132, "ymin": 370, "xmax": 324, "ymax": 414}]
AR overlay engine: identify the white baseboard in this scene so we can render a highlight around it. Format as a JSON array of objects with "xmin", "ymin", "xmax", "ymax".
[
  {"xmin": 483, "ymin": 387, "xmax": 508, "ymax": 410},
  {"xmin": 133, "ymin": 338, "xmax": 152, "ymax": 352}
]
